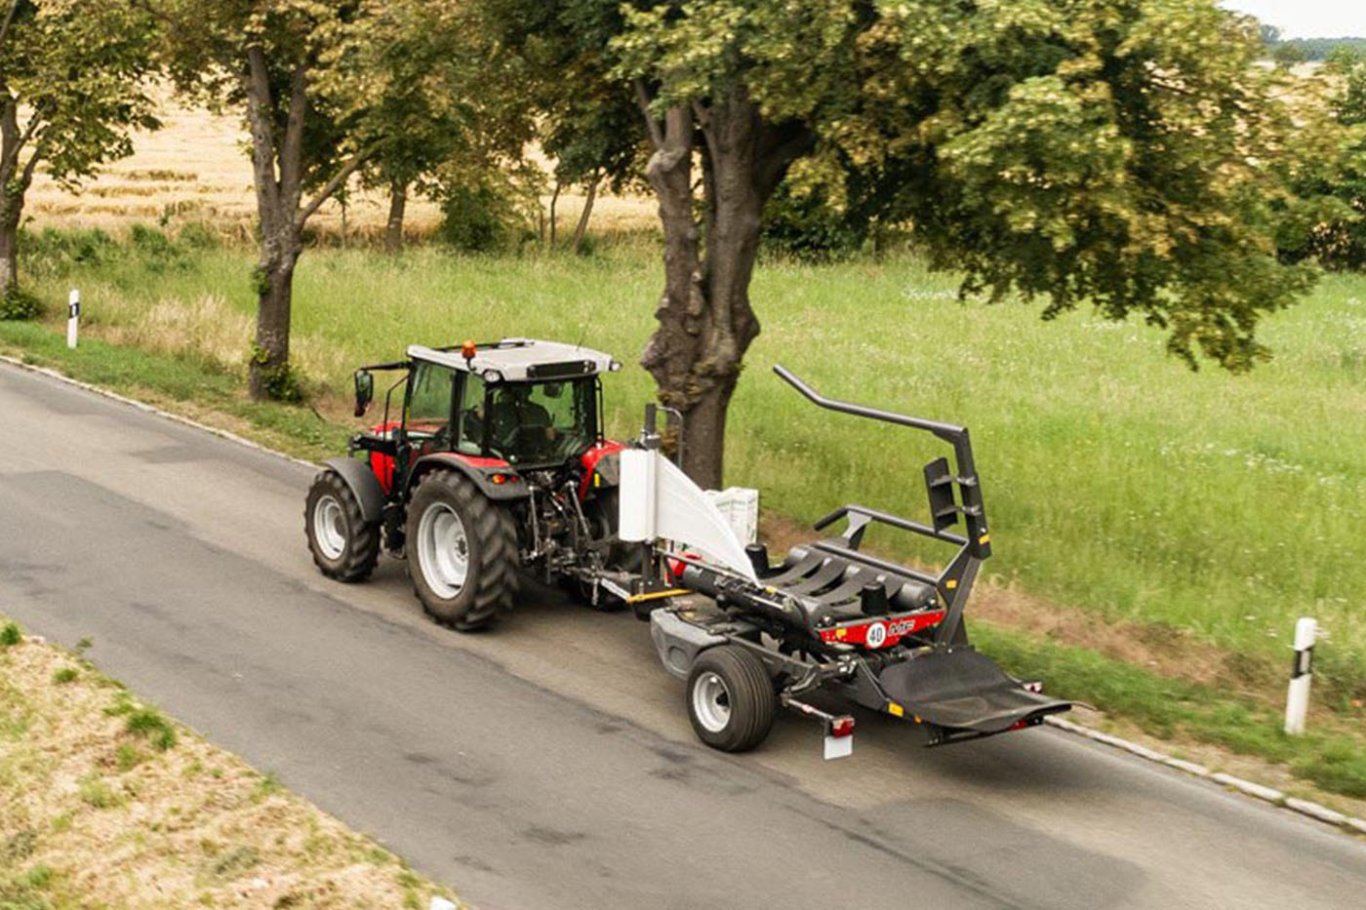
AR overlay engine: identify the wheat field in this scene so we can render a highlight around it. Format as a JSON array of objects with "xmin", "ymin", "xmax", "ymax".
[{"xmin": 26, "ymin": 94, "xmax": 657, "ymax": 244}]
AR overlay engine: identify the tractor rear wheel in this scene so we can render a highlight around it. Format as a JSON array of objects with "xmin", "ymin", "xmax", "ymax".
[
  {"xmin": 305, "ymin": 470, "xmax": 380, "ymax": 582},
  {"xmin": 686, "ymin": 646, "xmax": 777, "ymax": 753},
  {"xmin": 407, "ymin": 470, "xmax": 518, "ymax": 632}
]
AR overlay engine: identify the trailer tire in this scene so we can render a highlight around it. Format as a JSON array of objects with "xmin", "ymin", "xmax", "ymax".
[
  {"xmin": 407, "ymin": 469, "xmax": 519, "ymax": 632},
  {"xmin": 686, "ymin": 646, "xmax": 776, "ymax": 753},
  {"xmin": 305, "ymin": 470, "xmax": 380, "ymax": 582}
]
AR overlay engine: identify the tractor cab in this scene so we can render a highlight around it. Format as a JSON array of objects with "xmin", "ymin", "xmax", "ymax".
[{"xmin": 351, "ymin": 338, "xmax": 620, "ymax": 489}]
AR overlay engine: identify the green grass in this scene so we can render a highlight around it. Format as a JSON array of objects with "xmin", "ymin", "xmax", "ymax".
[{"xmin": 7, "ymin": 228, "xmax": 1366, "ymax": 797}]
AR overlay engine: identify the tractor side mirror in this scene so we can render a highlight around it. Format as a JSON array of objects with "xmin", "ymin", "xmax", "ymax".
[{"xmin": 353, "ymin": 370, "xmax": 374, "ymax": 417}]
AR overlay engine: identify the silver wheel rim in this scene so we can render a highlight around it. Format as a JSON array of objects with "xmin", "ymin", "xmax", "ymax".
[
  {"xmin": 692, "ymin": 671, "xmax": 731, "ymax": 733},
  {"xmin": 418, "ymin": 502, "xmax": 469, "ymax": 599},
  {"xmin": 313, "ymin": 494, "xmax": 346, "ymax": 560}
]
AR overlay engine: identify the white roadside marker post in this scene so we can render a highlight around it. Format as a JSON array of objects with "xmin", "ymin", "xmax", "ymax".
[
  {"xmin": 1284, "ymin": 617, "xmax": 1317, "ymax": 736},
  {"xmin": 66, "ymin": 289, "xmax": 80, "ymax": 349}
]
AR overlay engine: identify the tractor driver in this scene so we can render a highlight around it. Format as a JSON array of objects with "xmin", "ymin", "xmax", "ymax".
[{"xmin": 467, "ymin": 383, "xmax": 558, "ymax": 459}]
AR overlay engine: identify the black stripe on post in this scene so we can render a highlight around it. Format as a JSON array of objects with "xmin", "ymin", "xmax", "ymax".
[{"xmin": 1291, "ymin": 646, "xmax": 1314, "ymax": 679}]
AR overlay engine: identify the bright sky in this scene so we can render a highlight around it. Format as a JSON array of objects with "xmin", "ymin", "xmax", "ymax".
[{"xmin": 1222, "ymin": 1, "xmax": 1365, "ymax": 38}]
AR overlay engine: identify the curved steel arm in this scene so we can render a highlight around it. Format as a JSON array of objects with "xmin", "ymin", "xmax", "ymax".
[{"xmin": 772, "ymin": 365, "xmax": 990, "ymax": 562}]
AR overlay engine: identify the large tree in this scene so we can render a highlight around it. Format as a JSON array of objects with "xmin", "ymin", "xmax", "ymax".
[
  {"xmin": 0, "ymin": 0, "xmax": 160, "ymax": 300},
  {"xmin": 489, "ymin": 0, "xmax": 1312, "ymax": 488},
  {"xmin": 341, "ymin": 0, "xmax": 528, "ymax": 254},
  {"xmin": 158, "ymin": 0, "xmax": 375, "ymax": 399}
]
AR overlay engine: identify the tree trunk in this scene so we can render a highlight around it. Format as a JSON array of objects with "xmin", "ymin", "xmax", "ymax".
[
  {"xmin": 638, "ymin": 89, "xmax": 810, "ymax": 488},
  {"xmin": 0, "ymin": 94, "xmax": 32, "ymax": 297},
  {"xmin": 548, "ymin": 179, "xmax": 561, "ymax": 247},
  {"xmin": 249, "ymin": 223, "xmax": 301, "ymax": 399},
  {"xmin": 385, "ymin": 178, "xmax": 407, "ymax": 254},
  {"xmin": 572, "ymin": 172, "xmax": 600, "ymax": 255},
  {"xmin": 0, "ymin": 198, "xmax": 19, "ymax": 297},
  {"xmin": 240, "ymin": 48, "xmax": 372, "ymax": 401}
]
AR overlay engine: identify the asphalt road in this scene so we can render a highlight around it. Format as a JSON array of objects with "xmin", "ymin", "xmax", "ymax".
[{"xmin": 1, "ymin": 361, "xmax": 1363, "ymax": 910}]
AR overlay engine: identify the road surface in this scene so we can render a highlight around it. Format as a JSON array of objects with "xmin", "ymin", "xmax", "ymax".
[{"xmin": 1, "ymin": 362, "xmax": 1363, "ymax": 910}]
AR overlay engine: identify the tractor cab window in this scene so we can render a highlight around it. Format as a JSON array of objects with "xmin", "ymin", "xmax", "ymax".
[
  {"xmin": 478, "ymin": 379, "xmax": 596, "ymax": 464},
  {"xmin": 405, "ymin": 361, "xmax": 455, "ymax": 445},
  {"xmin": 456, "ymin": 372, "xmax": 487, "ymax": 455}
]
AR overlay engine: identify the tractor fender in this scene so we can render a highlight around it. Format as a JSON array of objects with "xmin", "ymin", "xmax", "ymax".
[
  {"xmin": 408, "ymin": 453, "xmax": 531, "ymax": 502},
  {"xmin": 323, "ymin": 457, "xmax": 386, "ymax": 524}
]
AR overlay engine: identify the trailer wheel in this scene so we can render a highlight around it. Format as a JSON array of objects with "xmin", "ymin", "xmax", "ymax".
[
  {"xmin": 407, "ymin": 470, "xmax": 519, "ymax": 632},
  {"xmin": 686, "ymin": 646, "xmax": 776, "ymax": 753},
  {"xmin": 305, "ymin": 470, "xmax": 380, "ymax": 582}
]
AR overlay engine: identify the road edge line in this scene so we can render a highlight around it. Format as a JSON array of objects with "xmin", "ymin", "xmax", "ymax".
[
  {"xmin": 1044, "ymin": 716, "xmax": 1364, "ymax": 836},
  {"xmin": 0, "ymin": 354, "xmax": 321, "ymax": 472},
  {"xmin": 6, "ymin": 353, "xmax": 1362, "ymax": 841}
]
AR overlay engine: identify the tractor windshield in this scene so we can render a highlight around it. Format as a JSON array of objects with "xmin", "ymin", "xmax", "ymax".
[{"xmin": 460, "ymin": 376, "xmax": 597, "ymax": 465}]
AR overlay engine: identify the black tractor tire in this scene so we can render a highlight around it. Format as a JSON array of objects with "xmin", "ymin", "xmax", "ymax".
[
  {"xmin": 407, "ymin": 469, "xmax": 519, "ymax": 632},
  {"xmin": 685, "ymin": 645, "xmax": 777, "ymax": 753},
  {"xmin": 305, "ymin": 470, "xmax": 380, "ymax": 582}
]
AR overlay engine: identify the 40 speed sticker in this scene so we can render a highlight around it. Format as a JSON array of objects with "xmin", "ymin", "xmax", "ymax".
[{"xmin": 818, "ymin": 610, "xmax": 947, "ymax": 648}]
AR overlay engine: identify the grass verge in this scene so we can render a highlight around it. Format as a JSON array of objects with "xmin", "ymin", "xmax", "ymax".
[
  {"xmin": 1, "ymin": 316, "xmax": 1363, "ymax": 811},
  {"xmin": 0, "ymin": 617, "xmax": 460, "ymax": 909}
]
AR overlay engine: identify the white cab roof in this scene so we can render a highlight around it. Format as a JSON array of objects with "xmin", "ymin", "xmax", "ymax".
[{"xmin": 407, "ymin": 338, "xmax": 619, "ymax": 382}]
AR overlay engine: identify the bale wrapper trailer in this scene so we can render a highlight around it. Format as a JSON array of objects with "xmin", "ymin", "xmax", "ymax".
[
  {"xmin": 305, "ymin": 338, "xmax": 1069, "ymax": 760},
  {"xmin": 623, "ymin": 367, "xmax": 1071, "ymax": 757}
]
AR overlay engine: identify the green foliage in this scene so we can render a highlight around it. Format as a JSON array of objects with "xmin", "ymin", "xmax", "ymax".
[
  {"xmin": 0, "ymin": 0, "xmax": 161, "ymax": 190},
  {"xmin": 208, "ymin": 844, "xmax": 260, "ymax": 879},
  {"xmin": 436, "ymin": 181, "xmax": 528, "ymax": 253},
  {"xmin": 249, "ymin": 344, "xmax": 304, "ymax": 403},
  {"xmin": 761, "ymin": 177, "xmax": 867, "ymax": 261},
  {"xmin": 1277, "ymin": 54, "xmax": 1366, "ymax": 271},
  {"xmin": 975, "ymin": 624, "xmax": 1365, "ymax": 796},
  {"xmin": 1273, "ymin": 42, "xmax": 1308, "ymax": 69},
  {"xmin": 341, "ymin": 0, "xmax": 535, "ymax": 213},
  {"xmin": 19, "ymin": 228, "xmax": 117, "ymax": 279},
  {"xmin": 0, "ymin": 287, "xmax": 40, "ymax": 321},
  {"xmin": 606, "ymin": 0, "xmax": 1318, "ymax": 370},
  {"xmin": 22, "ymin": 866, "xmax": 51, "ymax": 891},
  {"xmin": 1265, "ymin": 37, "xmax": 1366, "ymax": 62},
  {"xmin": 77, "ymin": 774, "xmax": 122, "ymax": 809},
  {"xmin": 124, "ymin": 707, "xmax": 177, "ymax": 752},
  {"xmin": 50, "ymin": 667, "xmax": 78, "ymax": 685},
  {"xmin": 0, "ymin": 623, "xmax": 21, "ymax": 647}
]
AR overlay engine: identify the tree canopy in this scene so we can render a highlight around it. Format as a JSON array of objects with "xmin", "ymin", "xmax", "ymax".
[
  {"xmin": 0, "ymin": 0, "xmax": 160, "ymax": 301},
  {"xmin": 485, "ymin": 0, "xmax": 1315, "ymax": 484}
]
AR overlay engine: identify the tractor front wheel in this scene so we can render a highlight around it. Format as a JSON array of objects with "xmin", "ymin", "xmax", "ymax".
[
  {"xmin": 686, "ymin": 646, "xmax": 777, "ymax": 753},
  {"xmin": 305, "ymin": 470, "xmax": 380, "ymax": 582},
  {"xmin": 407, "ymin": 470, "xmax": 518, "ymax": 632}
]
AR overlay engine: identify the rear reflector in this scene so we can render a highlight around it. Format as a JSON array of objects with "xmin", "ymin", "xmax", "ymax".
[{"xmin": 829, "ymin": 716, "xmax": 855, "ymax": 738}]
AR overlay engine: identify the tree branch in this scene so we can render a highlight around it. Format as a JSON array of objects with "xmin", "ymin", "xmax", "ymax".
[
  {"xmin": 244, "ymin": 44, "xmax": 282, "ymax": 235},
  {"xmin": 635, "ymin": 79, "xmax": 664, "ymax": 150},
  {"xmin": 0, "ymin": 0, "xmax": 21, "ymax": 58},
  {"xmin": 19, "ymin": 136, "xmax": 46, "ymax": 189},
  {"xmin": 279, "ymin": 64, "xmax": 308, "ymax": 210},
  {"xmin": 295, "ymin": 144, "xmax": 378, "ymax": 229}
]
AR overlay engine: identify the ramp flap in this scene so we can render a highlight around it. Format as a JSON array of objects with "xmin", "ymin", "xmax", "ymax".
[{"xmin": 877, "ymin": 649, "xmax": 1070, "ymax": 733}]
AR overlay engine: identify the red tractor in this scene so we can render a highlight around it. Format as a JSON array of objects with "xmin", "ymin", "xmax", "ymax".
[{"xmin": 304, "ymin": 338, "xmax": 633, "ymax": 631}]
